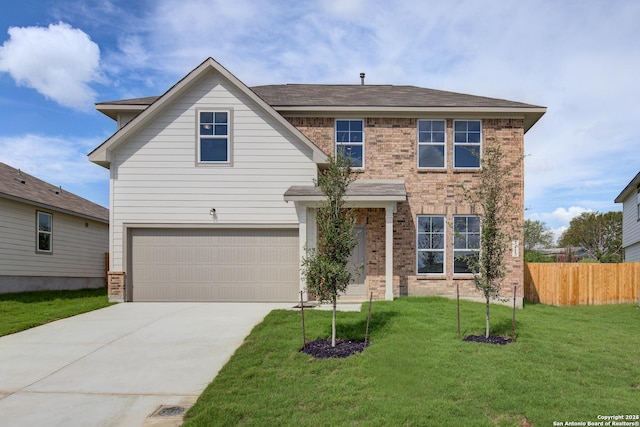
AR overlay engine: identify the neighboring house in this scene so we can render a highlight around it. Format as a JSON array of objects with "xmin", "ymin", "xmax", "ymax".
[
  {"xmin": 0, "ymin": 162, "xmax": 109, "ymax": 293},
  {"xmin": 614, "ymin": 171, "xmax": 640, "ymax": 262},
  {"xmin": 89, "ymin": 57, "xmax": 545, "ymax": 305}
]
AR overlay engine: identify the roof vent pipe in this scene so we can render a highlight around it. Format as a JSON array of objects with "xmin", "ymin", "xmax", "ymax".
[{"xmin": 360, "ymin": 72, "xmax": 365, "ymax": 85}]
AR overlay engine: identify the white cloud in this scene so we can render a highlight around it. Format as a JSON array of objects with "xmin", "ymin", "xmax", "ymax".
[
  {"xmin": 0, "ymin": 22, "xmax": 102, "ymax": 110},
  {"xmin": 0, "ymin": 134, "xmax": 107, "ymax": 187},
  {"xmin": 546, "ymin": 207, "xmax": 592, "ymax": 225}
]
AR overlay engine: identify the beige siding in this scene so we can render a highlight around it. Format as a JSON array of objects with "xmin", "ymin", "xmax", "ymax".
[
  {"xmin": 0, "ymin": 198, "xmax": 108, "ymax": 277},
  {"xmin": 109, "ymin": 72, "xmax": 317, "ymax": 271}
]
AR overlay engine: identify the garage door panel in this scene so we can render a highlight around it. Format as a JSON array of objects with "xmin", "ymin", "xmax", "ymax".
[{"xmin": 130, "ymin": 228, "xmax": 299, "ymax": 302}]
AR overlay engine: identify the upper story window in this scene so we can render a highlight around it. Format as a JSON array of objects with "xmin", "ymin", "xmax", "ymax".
[
  {"xmin": 454, "ymin": 120, "xmax": 481, "ymax": 169},
  {"xmin": 453, "ymin": 215, "xmax": 480, "ymax": 274},
  {"xmin": 417, "ymin": 120, "xmax": 446, "ymax": 169},
  {"xmin": 199, "ymin": 110, "xmax": 230, "ymax": 163},
  {"xmin": 637, "ymin": 186, "xmax": 640, "ymax": 220},
  {"xmin": 417, "ymin": 215, "xmax": 445, "ymax": 274},
  {"xmin": 37, "ymin": 211, "xmax": 52, "ymax": 253},
  {"xmin": 335, "ymin": 119, "xmax": 364, "ymax": 168}
]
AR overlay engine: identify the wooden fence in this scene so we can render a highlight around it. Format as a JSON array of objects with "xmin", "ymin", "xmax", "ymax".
[{"xmin": 524, "ymin": 262, "xmax": 640, "ymax": 306}]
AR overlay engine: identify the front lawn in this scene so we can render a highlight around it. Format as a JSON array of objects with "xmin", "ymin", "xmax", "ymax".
[
  {"xmin": 0, "ymin": 287, "xmax": 112, "ymax": 337},
  {"xmin": 184, "ymin": 297, "xmax": 640, "ymax": 427}
]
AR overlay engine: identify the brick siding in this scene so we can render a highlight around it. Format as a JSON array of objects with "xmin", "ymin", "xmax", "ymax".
[{"xmin": 287, "ymin": 117, "xmax": 525, "ymax": 303}]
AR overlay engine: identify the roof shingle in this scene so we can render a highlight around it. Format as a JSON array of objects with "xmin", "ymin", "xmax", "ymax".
[{"xmin": 0, "ymin": 162, "xmax": 108, "ymax": 223}]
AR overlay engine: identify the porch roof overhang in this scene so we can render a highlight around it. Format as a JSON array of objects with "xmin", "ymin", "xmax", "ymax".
[{"xmin": 284, "ymin": 180, "xmax": 407, "ymax": 206}]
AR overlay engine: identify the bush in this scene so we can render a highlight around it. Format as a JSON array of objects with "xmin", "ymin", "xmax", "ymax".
[{"xmin": 524, "ymin": 250, "xmax": 554, "ymax": 263}]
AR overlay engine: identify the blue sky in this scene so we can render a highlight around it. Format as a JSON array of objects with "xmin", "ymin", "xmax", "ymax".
[{"xmin": 1, "ymin": 0, "xmax": 639, "ymax": 240}]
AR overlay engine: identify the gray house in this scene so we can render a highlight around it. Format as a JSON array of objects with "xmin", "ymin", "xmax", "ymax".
[
  {"xmin": 615, "ymin": 171, "xmax": 640, "ymax": 262},
  {"xmin": 0, "ymin": 162, "xmax": 109, "ymax": 293}
]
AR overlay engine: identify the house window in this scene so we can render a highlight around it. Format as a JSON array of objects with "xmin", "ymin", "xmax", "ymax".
[
  {"xmin": 417, "ymin": 120, "xmax": 446, "ymax": 168},
  {"xmin": 199, "ymin": 111, "xmax": 230, "ymax": 163},
  {"xmin": 453, "ymin": 215, "xmax": 480, "ymax": 274},
  {"xmin": 454, "ymin": 120, "xmax": 481, "ymax": 168},
  {"xmin": 417, "ymin": 215, "xmax": 446, "ymax": 274},
  {"xmin": 335, "ymin": 119, "xmax": 364, "ymax": 168},
  {"xmin": 37, "ymin": 211, "xmax": 52, "ymax": 252}
]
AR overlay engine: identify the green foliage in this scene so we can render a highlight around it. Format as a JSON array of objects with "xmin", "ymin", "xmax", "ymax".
[
  {"xmin": 183, "ymin": 298, "xmax": 640, "ymax": 427},
  {"xmin": 578, "ymin": 258, "xmax": 600, "ymax": 263},
  {"xmin": 461, "ymin": 142, "xmax": 521, "ymax": 337},
  {"xmin": 558, "ymin": 211, "xmax": 622, "ymax": 263},
  {"xmin": 524, "ymin": 250, "xmax": 554, "ymax": 263},
  {"xmin": 523, "ymin": 219, "xmax": 555, "ymax": 250},
  {"xmin": 0, "ymin": 288, "xmax": 111, "ymax": 336},
  {"xmin": 302, "ymin": 155, "xmax": 357, "ymax": 302},
  {"xmin": 301, "ymin": 154, "xmax": 358, "ymax": 346}
]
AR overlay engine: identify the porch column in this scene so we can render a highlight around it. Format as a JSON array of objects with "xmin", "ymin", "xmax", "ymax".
[
  {"xmin": 295, "ymin": 203, "xmax": 308, "ymax": 301},
  {"xmin": 385, "ymin": 203, "xmax": 395, "ymax": 301}
]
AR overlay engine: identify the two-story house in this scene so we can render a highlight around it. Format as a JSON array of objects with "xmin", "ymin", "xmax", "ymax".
[
  {"xmin": 615, "ymin": 171, "xmax": 640, "ymax": 262},
  {"xmin": 89, "ymin": 58, "xmax": 545, "ymax": 306}
]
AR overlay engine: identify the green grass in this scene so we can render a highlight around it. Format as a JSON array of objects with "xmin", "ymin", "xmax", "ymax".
[
  {"xmin": 184, "ymin": 297, "xmax": 640, "ymax": 427},
  {"xmin": 0, "ymin": 287, "xmax": 112, "ymax": 336}
]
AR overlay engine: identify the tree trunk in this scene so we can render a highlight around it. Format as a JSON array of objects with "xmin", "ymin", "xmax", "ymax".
[
  {"xmin": 332, "ymin": 295, "xmax": 337, "ymax": 347},
  {"xmin": 485, "ymin": 296, "xmax": 490, "ymax": 338}
]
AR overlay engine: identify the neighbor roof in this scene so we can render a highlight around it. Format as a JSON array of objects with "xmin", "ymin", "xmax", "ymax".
[
  {"xmin": 0, "ymin": 162, "xmax": 108, "ymax": 223},
  {"xmin": 614, "ymin": 170, "xmax": 640, "ymax": 203}
]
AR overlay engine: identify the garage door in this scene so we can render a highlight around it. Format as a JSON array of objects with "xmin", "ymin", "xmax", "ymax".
[{"xmin": 129, "ymin": 228, "xmax": 299, "ymax": 302}]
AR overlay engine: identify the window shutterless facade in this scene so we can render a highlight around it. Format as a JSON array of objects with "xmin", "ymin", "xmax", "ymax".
[
  {"xmin": 417, "ymin": 120, "xmax": 446, "ymax": 169},
  {"xmin": 335, "ymin": 119, "xmax": 364, "ymax": 168},
  {"xmin": 198, "ymin": 110, "xmax": 231, "ymax": 163},
  {"xmin": 453, "ymin": 120, "xmax": 481, "ymax": 169},
  {"xmin": 36, "ymin": 211, "xmax": 52, "ymax": 253},
  {"xmin": 416, "ymin": 215, "xmax": 445, "ymax": 274},
  {"xmin": 453, "ymin": 215, "xmax": 480, "ymax": 274}
]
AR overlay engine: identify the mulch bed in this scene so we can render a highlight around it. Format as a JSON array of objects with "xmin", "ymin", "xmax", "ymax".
[
  {"xmin": 301, "ymin": 338, "xmax": 369, "ymax": 359},
  {"xmin": 463, "ymin": 335, "xmax": 514, "ymax": 345}
]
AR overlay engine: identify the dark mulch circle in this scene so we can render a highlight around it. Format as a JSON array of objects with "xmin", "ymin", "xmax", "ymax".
[
  {"xmin": 301, "ymin": 338, "xmax": 369, "ymax": 359},
  {"xmin": 463, "ymin": 335, "xmax": 514, "ymax": 345}
]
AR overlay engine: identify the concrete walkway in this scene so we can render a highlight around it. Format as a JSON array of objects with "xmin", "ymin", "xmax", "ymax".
[{"xmin": 0, "ymin": 302, "xmax": 292, "ymax": 427}]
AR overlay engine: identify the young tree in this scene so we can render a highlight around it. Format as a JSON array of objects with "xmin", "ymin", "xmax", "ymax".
[
  {"xmin": 301, "ymin": 155, "xmax": 358, "ymax": 347},
  {"xmin": 558, "ymin": 211, "xmax": 622, "ymax": 262},
  {"xmin": 524, "ymin": 219, "xmax": 555, "ymax": 250},
  {"xmin": 461, "ymin": 142, "xmax": 521, "ymax": 338}
]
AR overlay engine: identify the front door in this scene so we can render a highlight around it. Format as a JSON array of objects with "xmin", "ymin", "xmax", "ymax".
[{"xmin": 344, "ymin": 226, "xmax": 366, "ymax": 297}]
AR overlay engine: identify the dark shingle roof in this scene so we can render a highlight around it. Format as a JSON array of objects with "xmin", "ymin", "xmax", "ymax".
[
  {"xmin": 97, "ymin": 85, "xmax": 543, "ymax": 110},
  {"xmin": 251, "ymin": 84, "xmax": 543, "ymax": 109},
  {"xmin": 0, "ymin": 162, "xmax": 108, "ymax": 223}
]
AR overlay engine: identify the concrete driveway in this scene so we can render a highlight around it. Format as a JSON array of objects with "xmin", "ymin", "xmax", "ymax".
[{"xmin": 0, "ymin": 302, "xmax": 292, "ymax": 427}]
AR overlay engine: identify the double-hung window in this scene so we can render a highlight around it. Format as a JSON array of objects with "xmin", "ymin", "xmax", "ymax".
[
  {"xmin": 417, "ymin": 215, "xmax": 445, "ymax": 274},
  {"xmin": 37, "ymin": 211, "xmax": 52, "ymax": 253},
  {"xmin": 199, "ymin": 110, "xmax": 230, "ymax": 163},
  {"xmin": 335, "ymin": 119, "xmax": 364, "ymax": 168},
  {"xmin": 417, "ymin": 120, "xmax": 446, "ymax": 168},
  {"xmin": 453, "ymin": 215, "xmax": 480, "ymax": 274},
  {"xmin": 454, "ymin": 120, "xmax": 481, "ymax": 168}
]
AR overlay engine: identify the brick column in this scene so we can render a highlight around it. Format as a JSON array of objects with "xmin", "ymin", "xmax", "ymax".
[{"xmin": 107, "ymin": 271, "xmax": 126, "ymax": 302}]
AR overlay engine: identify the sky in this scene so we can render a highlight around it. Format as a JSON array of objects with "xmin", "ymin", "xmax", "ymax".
[{"xmin": 1, "ymin": 0, "xmax": 639, "ymax": 241}]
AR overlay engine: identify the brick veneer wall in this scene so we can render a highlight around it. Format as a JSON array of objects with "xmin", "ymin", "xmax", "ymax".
[{"xmin": 287, "ymin": 117, "xmax": 525, "ymax": 304}]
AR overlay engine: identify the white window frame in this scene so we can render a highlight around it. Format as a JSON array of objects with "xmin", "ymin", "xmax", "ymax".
[
  {"xmin": 416, "ymin": 215, "xmax": 446, "ymax": 275},
  {"xmin": 36, "ymin": 211, "xmax": 52, "ymax": 253},
  {"xmin": 637, "ymin": 186, "xmax": 640, "ymax": 221},
  {"xmin": 453, "ymin": 120, "xmax": 482, "ymax": 169},
  {"xmin": 417, "ymin": 119, "xmax": 446, "ymax": 169},
  {"xmin": 453, "ymin": 215, "xmax": 480, "ymax": 275},
  {"xmin": 335, "ymin": 119, "xmax": 365, "ymax": 169},
  {"xmin": 197, "ymin": 109, "xmax": 232, "ymax": 165}
]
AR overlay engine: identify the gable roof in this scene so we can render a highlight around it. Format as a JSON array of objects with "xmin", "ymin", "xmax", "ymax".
[
  {"xmin": 89, "ymin": 58, "xmax": 328, "ymax": 168},
  {"xmin": 614, "ymin": 171, "xmax": 640, "ymax": 203},
  {"xmin": 0, "ymin": 162, "xmax": 108, "ymax": 223}
]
